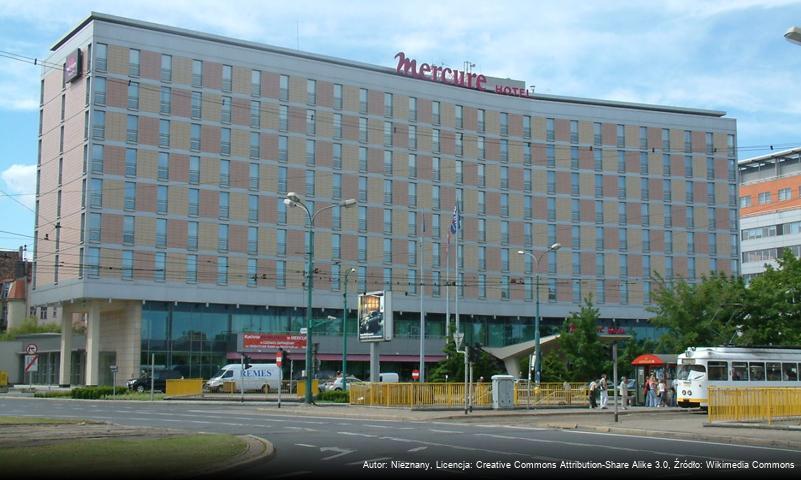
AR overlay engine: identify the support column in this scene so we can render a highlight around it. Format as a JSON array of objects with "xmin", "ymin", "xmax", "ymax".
[
  {"xmin": 125, "ymin": 302, "xmax": 142, "ymax": 383},
  {"xmin": 85, "ymin": 302, "xmax": 101, "ymax": 386},
  {"xmin": 58, "ymin": 305, "xmax": 73, "ymax": 387}
]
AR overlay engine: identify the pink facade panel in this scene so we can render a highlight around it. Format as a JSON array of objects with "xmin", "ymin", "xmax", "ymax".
[
  {"xmin": 231, "ymin": 97, "xmax": 249, "ymax": 126},
  {"xmin": 140, "ymin": 50, "xmax": 160, "ymax": 80},
  {"xmin": 602, "ymin": 123, "xmax": 616, "ymax": 146},
  {"xmin": 203, "ymin": 62, "xmax": 222, "ymax": 90},
  {"xmin": 136, "ymin": 184, "xmax": 156, "ymax": 213},
  {"xmin": 105, "ymin": 146, "xmax": 126, "ymax": 176},
  {"xmin": 262, "ymin": 72, "xmax": 280, "ymax": 99},
  {"xmin": 201, "ymin": 125, "xmax": 220, "ymax": 154},
  {"xmin": 139, "ymin": 116, "xmax": 158, "ymax": 147},
  {"xmin": 169, "ymin": 153, "xmax": 188, "ymax": 183},
  {"xmin": 554, "ymin": 118, "xmax": 570, "ymax": 143},
  {"xmin": 172, "ymin": 88, "xmax": 190, "ymax": 118},
  {"xmin": 230, "ymin": 160, "xmax": 248, "ymax": 189},
  {"xmin": 199, "ymin": 189, "xmax": 218, "ymax": 218},
  {"xmin": 229, "ymin": 224, "xmax": 247, "ymax": 253},
  {"xmin": 101, "ymin": 214, "xmax": 122, "ymax": 244},
  {"xmin": 168, "ymin": 219, "xmax": 187, "ymax": 249}
]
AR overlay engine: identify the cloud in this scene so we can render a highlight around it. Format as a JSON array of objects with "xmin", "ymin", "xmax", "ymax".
[{"xmin": 1, "ymin": 163, "xmax": 36, "ymax": 210}]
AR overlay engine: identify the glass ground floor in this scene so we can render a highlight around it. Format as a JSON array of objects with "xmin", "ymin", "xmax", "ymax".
[{"xmin": 139, "ymin": 301, "xmax": 663, "ymax": 381}]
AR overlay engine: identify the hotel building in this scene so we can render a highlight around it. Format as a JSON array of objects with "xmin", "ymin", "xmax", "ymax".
[
  {"xmin": 739, "ymin": 147, "xmax": 801, "ymax": 282},
  {"xmin": 32, "ymin": 13, "xmax": 738, "ymax": 385}
]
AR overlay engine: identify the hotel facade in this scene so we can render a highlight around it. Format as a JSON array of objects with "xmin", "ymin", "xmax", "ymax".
[
  {"xmin": 32, "ymin": 13, "xmax": 739, "ymax": 386},
  {"xmin": 739, "ymin": 147, "xmax": 801, "ymax": 282}
]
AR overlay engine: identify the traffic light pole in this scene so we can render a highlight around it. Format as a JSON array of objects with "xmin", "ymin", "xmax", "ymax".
[{"xmin": 240, "ymin": 354, "xmax": 245, "ymax": 403}]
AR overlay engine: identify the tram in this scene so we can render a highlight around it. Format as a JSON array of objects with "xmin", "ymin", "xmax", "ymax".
[{"xmin": 676, "ymin": 347, "xmax": 801, "ymax": 408}]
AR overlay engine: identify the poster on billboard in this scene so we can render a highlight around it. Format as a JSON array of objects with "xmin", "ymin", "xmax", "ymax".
[
  {"xmin": 358, "ymin": 291, "xmax": 393, "ymax": 342},
  {"xmin": 63, "ymin": 48, "xmax": 82, "ymax": 83}
]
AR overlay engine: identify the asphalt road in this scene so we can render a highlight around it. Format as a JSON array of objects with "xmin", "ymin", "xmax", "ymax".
[{"xmin": 2, "ymin": 397, "xmax": 800, "ymax": 479}]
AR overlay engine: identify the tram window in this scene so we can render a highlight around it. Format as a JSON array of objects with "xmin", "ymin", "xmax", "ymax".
[
  {"xmin": 749, "ymin": 362, "xmax": 765, "ymax": 381},
  {"xmin": 766, "ymin": 362, "xmax": 782, "ymax": 381},
  {"xmin": 707, "ymin": 361, "xmax": 728, "ymax": 381},
  {"xmin": 677, "ymin": 364, "xmax": 705, "ymax": 380},
  {"xmin": 783, "ymin": 363, "xmax": 799, "ymax": 381},
  {"xmin": 732, "ymin": 362, "xmax": 748, "ymax": 381}
]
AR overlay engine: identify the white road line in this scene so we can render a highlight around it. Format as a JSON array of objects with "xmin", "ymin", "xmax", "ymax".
[
  {"xmin": 408, "ymin": 446, "xmax": 428, "ymax": 452},
  {"xmin": 295, "ymin": 443, "xmax": 318, "ymax": 448},
  {"xmin": 345, "ymin": 457, "xmax": 392, "ymax": 466},
  {"xmin": 473, "ymin": 433, "xmax": 732, "ymax": 462},
  {"xmin": 364, "ymin": 424, "xmax": 392, "ymax": 429},
  {"xmin": 430, "ymin": 429, "xmax": 463, "ymax": 434},
  {"xmin": 337, "ymin": 432, "xmax": 377, "ymax": 438},
  {"xmin": 320, "ymin": 447, "xmax": 355, "ymax": 461}
]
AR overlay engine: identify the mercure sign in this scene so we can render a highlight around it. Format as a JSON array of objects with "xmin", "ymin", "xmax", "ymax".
[{"xmin": 394, "ymin": 51, "xmax": 529, "ymax": 98}]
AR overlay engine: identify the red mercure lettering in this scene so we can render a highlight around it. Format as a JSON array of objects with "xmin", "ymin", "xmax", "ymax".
[
  {"xmin": 395, "ymin": 51, "xmax": 418, "ymax": 77},
  {"xmin": 475, "ymin": 74, "xmax": 487, "ymax": 90},
  {"xmin": 431, "ymin": 65, "xmax": 441, "ymax": 81},
  {"xmin": 452, "ymin": 70, "xmax": 465, "ymax": 86},
  {"xmin": 442, "ymin": 67, "xmax": 452, "ymax": 83},
  {"xmin": 419, "ymin": 63, "xmax": 431, "ymax": 77}
]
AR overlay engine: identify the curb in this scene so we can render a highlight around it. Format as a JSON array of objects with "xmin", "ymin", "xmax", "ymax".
[{"xmin": 184, "ymin": 434, "xmax": 274, "ymax": 479}]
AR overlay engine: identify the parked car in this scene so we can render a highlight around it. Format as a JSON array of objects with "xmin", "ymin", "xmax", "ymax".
[
  {"xmin": 127, "ymin": 369, "xmax": 182, "ymax": 393},
  {"xmin": 321, "ymin": 375, "xmax": 364, "ymax": 392}
]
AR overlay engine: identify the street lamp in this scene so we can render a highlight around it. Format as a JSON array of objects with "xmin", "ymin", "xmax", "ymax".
[
  {"xmin": 785, "ymin": 26, "xmax": 801, "ymax": 46},
  {"xmin": 284, "ymin": 192, "xmax": 357, "ymax": 404},
  {"xmin": 517, "ymin": 242, "xmax": 561, "ymax": 386},
  {"xmin": 341, "ymin": 266, "xmax": 356, "ymax": 391}
]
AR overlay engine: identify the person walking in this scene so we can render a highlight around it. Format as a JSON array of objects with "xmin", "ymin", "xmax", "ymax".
[
  {"xmin": 587, "ymin": 379, "xmax": 598, "ymax": 409},
  {"xmin": 646, "ymin": 374, "xmax": 657, "ymax": 407},
  {"xmin": 599, "ymin": 374, "xmax": 609, "ymax": 409},
  {"xmin": 619, "ymin": 376, "xmax": 628, "ymax": 410},
  {"xmin": 657, "ymin": 379, "xmax": 667, "ymax": 407}
]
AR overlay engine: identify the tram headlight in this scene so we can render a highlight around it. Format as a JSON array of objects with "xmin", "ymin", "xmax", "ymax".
[
  {"xmin": 688, "ymin": 390, "xmax": 692, "ymax": 397},
  {"xmin": 682, "ymin": 390, "xmax": 686, "ymax": 396}
]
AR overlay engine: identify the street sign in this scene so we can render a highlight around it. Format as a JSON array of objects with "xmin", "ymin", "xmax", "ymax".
[
  {"xmin": 453, "ymin": 332, "xmax": 464, "ymax": 351},
  {"xmin": 299, "ymin": 328, "xmax": 308, "ymax": 335},
  {"xmin": 411, "ymin": 369, "xmax": 420, "ymax": 381},
  {"xmin": 25, "ymin": 344, "xmax": 38, "ymax": 355},
  {"xmin": 24, "ymin": 355, "xmax": 38, "ymax": 373},
  {"xmin": 276, "ymin": 352, "xmax": 283, "ymax": 367}
]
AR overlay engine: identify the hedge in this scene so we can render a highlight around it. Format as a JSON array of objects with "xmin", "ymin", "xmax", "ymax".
[
  {"xmin": 70, "ymin": 386, "xmax": 125, "ymax": 399},
  {"xmin": 316, "ymin": 390, "xmax": 349, "ymax": 403}
]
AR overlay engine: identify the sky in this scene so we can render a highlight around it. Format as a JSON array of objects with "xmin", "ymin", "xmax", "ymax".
[{"xmin": 1, "ymin": 0, "xmax": 801, "ymax": 257}]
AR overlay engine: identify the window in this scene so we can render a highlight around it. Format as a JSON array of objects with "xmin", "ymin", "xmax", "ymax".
[
  {"xmin": 160, "ymin": 86, "xmax": 171, "ymax": 114},
  {"xmin": 92, "ymin": 110, "xmax": 105, "ymax": 140},
  {"xmin": 432, "ymin": 101, "xmax": 440, "ymax": 124},
  {"xmin": 251, "ymin": 70, "xmax": 261, "ymax": 97},
  {"xmin": 94, "ymin": 76, "xmax": 106, "ymax": 105},
  {"xmin": 779, "ymin": 187, "xmax": 792, "ymax": 201},
  {"xmin": 749, "ymin": 362, "xmax": 766, "ymax": 381},
  {"xmin": 740, "ymin": 196, "xmax": 752, "ymax": 208},
  {"xmin": 221, "ymin": 96, "xmax": 232, "ymax": 123},
  {"xmin": 306, "ymin": 109, "xmax": 315, "ymax": 135},
  {"xmin": 758, "ymin": 192, "xmax": 771, "ymax": 205},
  {"xmin": 384, "ymin": 121, "xmax": 392, "ymax": 146},
  {"xmin": 192, "ymin": 60, "xmax": 202, "ymax": 87},
  {"xmin": 158, "ymin": 152, "xmax": 169, "ymax": 181},
  {"xmin": 157, "ymin": 185, "xmax": 168, "ymax": 214},
  {"xmin": 249, "ymin": 195, "xmax": 259, "ymax": 223},
  {"xmin": 96, "ymin": 43, "xmax": 107, "ymax": 72},
  {"xmin": 187, "ymin": 221, "xmax": 198, "ymax": 250},
  {"xmin": 222, "ymin": 65, "xmax": 232, "ymax": 92},
  {"xmin": 432, "ymin": 129, "xmax": 440, "ymax": 153},
  {"xmin": 616, "ymin": 124, "xmax": 624, "ymax": 148},
  {"xmin": 477, "ymin": 109, "xmax": 485, "ymax": 132},
  {"xmin": 122, "ymin": 251, "xmax": 134, "ymax": 280},
  {"xmin": 250, "ymin": 101, "xmax": 260, "ymax": 128},
  {"xmin": 125, "ymin": 115, "xmax": 139, "ymax": 143},
  {"xmin": 127, "ymin": 81, "xmax": 139, "ymax": 109},
  {"xmin": 191, "ymin": 91, "xmax": 202, "ymax": 119},
  {"xmin": 732, "ymin": 362, "xmax": 748, "ymax": 381},
  {"xmin": 219, "ymin": 159, "xmax": 230, "ymax": 187},
  {"xmin": 359, "ymin": 88, "xmax": 368, "ymax": 114},
  {"xmin": 384, "ymin": 92, "xmax": 393, "ymax": 117},
  {"xmin": 359, "ymin": 117, "xmax": 367, "ymax": 143},
  {"xmin": 190, "ymin": 124, "xmax": 201, "ymax": 152},
  {"xmin": 128, "ymin": 48, "xmax": 140, "ymax": 77},
  {"xmin": 217, "ymin": 256, "xmax": 228, "ymax": 285},
  {"xmin": 307, "ymin": 79, "xmax": 316, "ymax": 105},
  {"xmin": 333, "ymin": 83, "xmax": 342, "ymax": 109},
  {"xmin": 219, "ymin": 191, "xmax": 229, "ymax": 219},
  {"xmin": 220, "ymin": 128, "xmax": 230, "ymax": 155},
  {"xmin": 155, "ymin": 218, "xmax": 167, "ymax": 248},
  {"xmin": 280, "ymin": 75, "xmax": 289, "ymax": 101}
]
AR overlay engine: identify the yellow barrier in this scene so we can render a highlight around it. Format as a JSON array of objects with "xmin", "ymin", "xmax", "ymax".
[
  {"xmin": 708, "ymin": 387, "xmax": 801, "ymax": 424},
  {"xmin": 0, "ymin": 370, "xmax": 7, "ymax": 386},
  {"xmin": 296, "ymin": 379, "xmax": 319, "ymax": 398},
  {"xmin": 165, "ymin": 378, "xmax": 204, "ymax": 397},
  {"xmin": 514, "ymin": 382, "xmax": 589, "ymax": 407},
  {"xmin": 347, "ymin": 382, "xmax": 589, "ymax": 408}
]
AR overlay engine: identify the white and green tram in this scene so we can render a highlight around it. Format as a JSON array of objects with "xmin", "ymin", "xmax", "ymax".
[{"xmin": 676, "ymin": 347, "xmax": 801, "ymax": 408}]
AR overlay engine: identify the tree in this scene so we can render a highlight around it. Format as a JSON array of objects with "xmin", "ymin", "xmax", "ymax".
[
  {"xmin": 648, "ymin": 271, "xmax": 748, "ymax": 353},
  {"xmin": 429, "ymin": 323, "xmax": 504, "ymax": 382},
  {"xmin": 556, "ymin": 296, "xmax": 610, "ymax": 382},
  {"xmin": 742, "ymin": 250, "xmax": 801, "ymax": 346}
]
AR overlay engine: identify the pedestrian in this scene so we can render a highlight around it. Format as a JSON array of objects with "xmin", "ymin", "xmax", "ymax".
[
  {"xmin": 657, "ymin": 379, "xmax": 667, "ymax": 407},
  {"xmin": 619, "ymin": 376, "xmax": 628, "ymax": 410},
  {"xmin": 588, "ymin": 379, "xmax": 598, "ymax": 409},
  {"xmin": 646, "ymin": 374, "xmax": 657, "ymax": 407},
  {"xmin": 599, "ymin": 374, "xmax": 609, "ymax": 409}
]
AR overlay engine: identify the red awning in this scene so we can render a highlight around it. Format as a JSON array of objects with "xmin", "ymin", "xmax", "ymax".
[{"xmin": 631, "ymin": 354, "xmax": 666, "ymax": 366}]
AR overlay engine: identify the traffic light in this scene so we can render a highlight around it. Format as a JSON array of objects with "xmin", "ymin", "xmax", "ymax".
[
  {"xmin": 277, "ymin": 348, "xmax": 290, "ymax": 378},
  {"xmin": 243, "ymin": 355, "xmax": 252, "ymax": 370},
  {"xmin": 468, "ymin": 342, "xmax": 481, "ymax": 363}
]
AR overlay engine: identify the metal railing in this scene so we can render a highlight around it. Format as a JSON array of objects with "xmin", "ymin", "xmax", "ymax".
[
  {"xmin": 348, "ymin": 382, "xmax": 591, "ymax": 408},
  {"xmin": 708, "ymin": 387, "xmax": 801, "ymax": 424}
]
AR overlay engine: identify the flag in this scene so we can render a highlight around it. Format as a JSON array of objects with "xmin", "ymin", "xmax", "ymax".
[{"xmin": 446, "ymin": 204, "xmax": 461, "ymax": 249}]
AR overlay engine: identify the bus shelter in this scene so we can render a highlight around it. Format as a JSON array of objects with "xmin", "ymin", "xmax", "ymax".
[{"xmin": 630, "ymin": 353, "xmax": 677, "ymax": 405}]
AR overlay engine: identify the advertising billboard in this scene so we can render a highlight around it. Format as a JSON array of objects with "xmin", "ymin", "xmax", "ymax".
[
  {"xmin": 240, "ymin": 333, "xmax": 307, "ymax": 352},
  {"xmin": 357, "ymin": 291, "xmax": 393, "ymax": 342},
  {"xmin": 64, "ymin": 48, "xmax": 82, "ymax": 83}
]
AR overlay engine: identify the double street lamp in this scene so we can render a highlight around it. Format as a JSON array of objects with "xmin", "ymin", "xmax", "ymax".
[
  {"xmin": 284, "ymin": 192, "xmax": 356, "ymax": 404},
  {"xmin": 341, "ymin": 266, "xmax": 356, "ymax": 391},
  {"xmin": 517, "ymin": 243, "xmax": 561, "ymax": 386},
  {"xmin": 785, "ymin": 26, "xmax": 801, "ymax": 46}
]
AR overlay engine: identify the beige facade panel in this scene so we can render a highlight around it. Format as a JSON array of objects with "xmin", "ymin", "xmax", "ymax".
[
  {"xmin": 102, "ymin": 179, "xmax": 124, "ymax": 210},
  {"xmin": 172, "ymin": 56, "xmax": 192, "ymax": 85},
  {"xmin": 198, "ymin": 222, "xmax": 216, "ymax": 251},
  {"xmin": 169, "ymin": 187, "xmax": 188, "ymax": 216},
  {"xmin": 200, "ymin": 156, "xmax": 220, "ymax": 185},
  {"xmin": 135, "ymin": 216, "xmax": 155, "ymax": 246},
  {"xmin": 105, "ymin": 111, "xmax": 127, "ymax": 143},
  {"xmin": 107, "ymin": 45, "xmax": 128, "ymax": 75}
]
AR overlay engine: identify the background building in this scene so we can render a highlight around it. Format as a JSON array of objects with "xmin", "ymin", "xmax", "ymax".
[
  {"xmin": 739, "ymin": 147, "xmax": 801, "ymax": 282},
  {"xmin": 32, "ymin": 13, "xmax": 739, "ymax": 385}
]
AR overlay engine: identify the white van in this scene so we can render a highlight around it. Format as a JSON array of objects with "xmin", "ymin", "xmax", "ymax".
[
  {"xmin": 205, "ymin": 363, "xmax": 280, "ymax": 393},
  {"xmin": 379, "ymin": 372, "xmax": 399, "ymax": 383}
]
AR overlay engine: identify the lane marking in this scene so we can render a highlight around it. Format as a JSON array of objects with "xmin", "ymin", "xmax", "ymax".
[
  {"xmin": 337, "ymin": 432, "xmax": 377, "ymax": 438},
  {"xmin": 320, "ymin": 447, "xmax": 355, "ymax": 461},
  {"xmin": 408, "ymin": 446, "xmax": 428, "ymax": 452},
  {"xmin": 430, "ymin": 429, "xmax": 462, "ymax": 434},
  {"xmin": 364, "ymin": 424, "xmax": 392, "ymax": 429},
  {"xmin": 295, "ymin": 443, "xmax": 318, "ymax": 448}
]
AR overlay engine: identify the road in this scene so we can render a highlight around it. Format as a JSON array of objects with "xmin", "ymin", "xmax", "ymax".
[{"xmin": 1, "ymin": 397, "xmax": 799, "ymax": 478}]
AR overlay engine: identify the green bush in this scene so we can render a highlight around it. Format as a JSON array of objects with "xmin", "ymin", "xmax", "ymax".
[
  {"xmin": 71, "ymin": 386, "xmax": 125, "ymax": 399},
  {"xmin": 34, "ymin": 391, "xmax": 72, "ymax": 398},
  {"xmin": 316, "ymin": 390, "xmax": 349, "ymax": 403}
]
